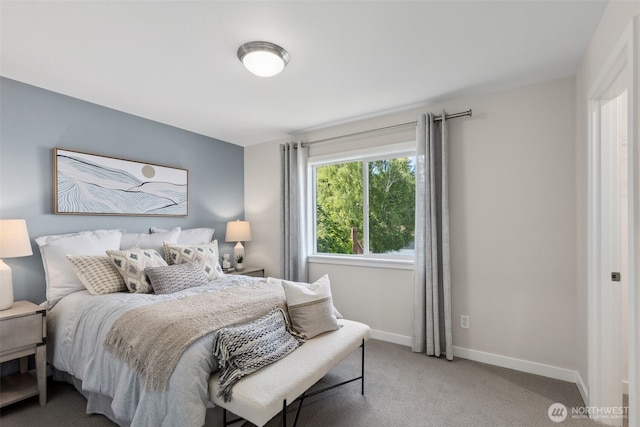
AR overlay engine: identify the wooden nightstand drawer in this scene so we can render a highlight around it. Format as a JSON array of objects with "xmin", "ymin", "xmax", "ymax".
[
  {"xmin": 0, "ymin": 313, "xmax": 44, "ymax": 351},
  {"xmin": 0, "ymin": 301, "xmax": 47, "ymax": 408}
]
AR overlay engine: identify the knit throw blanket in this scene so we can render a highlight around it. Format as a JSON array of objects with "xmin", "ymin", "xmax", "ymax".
[
  {"xmin": 103, "ymin": 280, "xmax": 286, "ymax": 392},
  {"xmin": 212, "ymin": 308, "xmax": 304, "ymax": 402}
]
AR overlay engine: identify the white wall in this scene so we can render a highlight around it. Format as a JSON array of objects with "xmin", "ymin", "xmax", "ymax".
[
  {"xmin": 245, "ymin": 77, "xmax": 579, "ymax": 374},
  {"xmin": 243, "ymin": 139, "xmax": 283, "ymax": 277},
  {"xmin": 445, "ymin": 78, "xmax": 576, "ymax": 371},
  {"xmin": 574, "ymin": 0, "xmax": 640, "ymax": 398}
]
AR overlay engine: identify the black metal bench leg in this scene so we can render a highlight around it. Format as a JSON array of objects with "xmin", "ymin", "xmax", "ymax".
[
  {"xmin": 222, "ymin": 408, "xmax": 244, "ymax": 426},
  {"xmin": 292, "ymin": 391, "xmax": 307, "ymax": 427},
  {"xmin": 361, "ymin": 339, "xmax": 365, "ymax": 395},
  {"xmin": 228, "ymin": 340, "xmax": 367, "ymax": 427},
  {"xmin": 283, "ymin": 399, "xmax": 287, "ymax": 427}
]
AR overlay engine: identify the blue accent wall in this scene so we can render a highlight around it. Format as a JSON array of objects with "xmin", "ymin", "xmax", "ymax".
[{"xmin": 0, "ymin": 77, "xmax": 245, "ymax": 305}]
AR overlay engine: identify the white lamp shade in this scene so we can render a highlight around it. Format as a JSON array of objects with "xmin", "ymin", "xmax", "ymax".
[
  {"xmin": 225, "ymin": 220, "xmax": 252, "ymax": 242},
  {"xmin": 0, "ymin": 219, "xmax": 33, "ymax": 259}
]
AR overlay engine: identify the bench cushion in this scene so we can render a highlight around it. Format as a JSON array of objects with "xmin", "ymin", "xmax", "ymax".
[{"xmin": 208, "ymin": 319, "xmax": 371, "ymax": 427}]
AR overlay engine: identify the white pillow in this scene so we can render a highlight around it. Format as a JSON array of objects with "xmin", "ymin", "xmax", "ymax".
[
  {"xmin": 120, "ymin": 228, "xmax": 180, "ymax": 253},
  {"xmin": 151, "ymin": 226, "xmax": 215, "ymax": 245},
  {"xmin": 35, "ymin": 229, "xmax": 124, "ymax": 308},
  {"xmin": 277, "ymin": 274, "xmax": 340, "ymax": 339}
]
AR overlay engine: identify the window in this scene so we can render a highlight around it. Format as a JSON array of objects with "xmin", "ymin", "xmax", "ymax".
[{"xmin": 311, "ymin": 147, "xmax": 415, "ymax": 259}]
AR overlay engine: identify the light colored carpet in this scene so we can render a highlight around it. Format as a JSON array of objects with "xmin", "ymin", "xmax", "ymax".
[{"xmin": 1, "ymin": 339, "xmax": 622, "ymax": 426}]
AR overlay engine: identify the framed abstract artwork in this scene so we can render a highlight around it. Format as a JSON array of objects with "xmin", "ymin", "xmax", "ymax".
[{"xmin": 53, "ymin": 148, "xmax": 188, "ymax": 216}]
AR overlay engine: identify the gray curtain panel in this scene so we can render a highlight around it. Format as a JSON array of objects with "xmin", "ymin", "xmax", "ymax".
[
  {"xmin": 280, "ymin": 142, "xmax": 309, "ymax": 282},
  {"xmin": 412, "ymin": 112, "xmax": 453, "ymax": 360}
]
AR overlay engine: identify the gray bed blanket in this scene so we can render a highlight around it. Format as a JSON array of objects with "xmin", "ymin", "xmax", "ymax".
[{"xmin": 103, "ymin": 279, "xmax": 286, "ymax": 391}]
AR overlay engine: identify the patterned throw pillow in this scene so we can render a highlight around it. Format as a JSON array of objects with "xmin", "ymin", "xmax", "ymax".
[
  {"xmin": 145, "ymin": 262, "xmax": 209, "ymax": 294},
  {"xmin": 163, "ymin": 240, "xmax": 224, "ymax": 281},
  {"xmin": 106, "ymin": 246, "xmax": 168, "ymax": 293},
  {"xmin": 67, "ymin": 255, "xmax": 127, "ymax": 295}
]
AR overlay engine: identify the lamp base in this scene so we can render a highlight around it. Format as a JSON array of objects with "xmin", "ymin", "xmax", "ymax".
[
  {"xmin": 0, "ymin": 260, "xmax": 15, "ymax": 310},
  {"xmin": 233, "ymin": 242, "xmax": 245, "ymax": 265}
]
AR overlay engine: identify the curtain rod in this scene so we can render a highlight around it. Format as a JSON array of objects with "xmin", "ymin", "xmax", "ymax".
[{"xmin": 301, "ymin": 109, "xmax": 472, "ymax": 147}]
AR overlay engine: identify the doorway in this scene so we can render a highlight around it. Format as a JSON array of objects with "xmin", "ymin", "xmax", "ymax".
[{"xmin": 587, "ymin": 20, "xmax": 636, "ymax": 427}]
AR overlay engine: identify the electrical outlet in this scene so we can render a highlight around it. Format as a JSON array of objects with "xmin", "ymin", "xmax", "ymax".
[{"xmin": 460, "ymin": 315, "xmax": 469, "ymax": 329}]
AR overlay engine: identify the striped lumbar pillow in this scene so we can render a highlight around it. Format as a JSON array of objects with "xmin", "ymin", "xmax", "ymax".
[{"xmin": 67, "ymin": 255, "xmax": 126, "ymax": 295}]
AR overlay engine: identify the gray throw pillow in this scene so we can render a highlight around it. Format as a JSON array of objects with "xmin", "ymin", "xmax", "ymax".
[{"xmin": 145, "ymin": 262, "xmax": 209, "ymax": 294}]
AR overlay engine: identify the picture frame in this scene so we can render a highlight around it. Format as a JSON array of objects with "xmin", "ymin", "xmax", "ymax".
[{"xmin": 53, "ymin": 148, "xmax": 188, "ymax": 216}]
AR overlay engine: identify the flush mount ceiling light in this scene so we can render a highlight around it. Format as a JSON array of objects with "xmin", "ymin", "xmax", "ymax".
[{"xmin": 237, "ymin": 41, "xmax": 289, "ymax": 77}]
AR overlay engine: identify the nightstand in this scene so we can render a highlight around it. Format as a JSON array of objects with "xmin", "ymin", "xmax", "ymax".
[
  {"xmin": 227, "ymin": 267, "xmax": 265, "ymax": 278},
  {"xmin": 0, "ymin": 300, "xmax": 47, "ymax": 408}
]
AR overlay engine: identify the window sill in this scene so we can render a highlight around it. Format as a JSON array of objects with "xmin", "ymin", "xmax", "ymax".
[{"xmin": 308, "ymin": 254, "xmax": 414, "ymax": 270}]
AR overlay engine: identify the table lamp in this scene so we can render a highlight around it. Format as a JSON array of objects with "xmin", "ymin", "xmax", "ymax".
[
  {"xmin": 0, "ymin": 219, "xmax": 33, "ymax": 310},
  {"xmin": 225, "ymin": 220, "xmax": 252, "ymax": 265}
]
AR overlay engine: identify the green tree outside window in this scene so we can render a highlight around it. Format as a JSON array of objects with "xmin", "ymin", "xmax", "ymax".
[{"xmin": 315, "ymin": 155, "xmax": 415, "ymax": 255}]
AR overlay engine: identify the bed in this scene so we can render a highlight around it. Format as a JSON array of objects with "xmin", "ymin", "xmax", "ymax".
[
  {"xmin": 48, "ymin": 275, "xmax": 279, "ymax": 426},
  {"xmin": 37, "ymin": 227, "xmax": 346, "ymax": 427}
]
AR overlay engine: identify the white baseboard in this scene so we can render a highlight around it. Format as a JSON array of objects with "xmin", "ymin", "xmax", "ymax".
[
  {"xmin": 453, "ymin": 345, "xmax": 577, "ymax": 383},
  {"xmin": 370, "ymin": 329, "xmax": 412, "ymax": 347},
  {"xmin": 576, "ymin": 371, "xmax": 589, "ymax": 404},
  {"xmin": 370, "ymin": 333, "xmax": 587, "ymax": 391}
]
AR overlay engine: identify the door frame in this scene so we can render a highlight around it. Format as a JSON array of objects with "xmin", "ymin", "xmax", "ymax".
[{"xmin": 587, "ymin": 17, "xmax": 638, "ymax": 426}]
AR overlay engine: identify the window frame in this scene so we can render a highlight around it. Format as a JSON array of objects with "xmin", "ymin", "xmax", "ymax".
[{"xmin": 308, "ymin": 141, "xmax": 416, "ymax": 266}]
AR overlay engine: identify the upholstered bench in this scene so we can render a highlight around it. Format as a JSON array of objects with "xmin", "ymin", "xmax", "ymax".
[{"xmin": 208, "ymin": 319, "xmax": 371, "ymax": 427}]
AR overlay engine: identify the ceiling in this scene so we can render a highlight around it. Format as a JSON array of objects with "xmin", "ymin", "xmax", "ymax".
[{"xmin": 1, "ymin": 1, "xmax": 608, "ymax": 147}]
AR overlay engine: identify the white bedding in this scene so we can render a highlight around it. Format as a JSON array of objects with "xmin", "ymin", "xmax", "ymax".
[{"xmin": 47, "ymin": 275, "xmax": 266, "ymax": 427}]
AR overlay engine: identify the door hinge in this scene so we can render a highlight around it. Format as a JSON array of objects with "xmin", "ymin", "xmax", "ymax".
[{"xmin": 611, "ymin": 272, "xmax": 621, "ymax": 282}]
